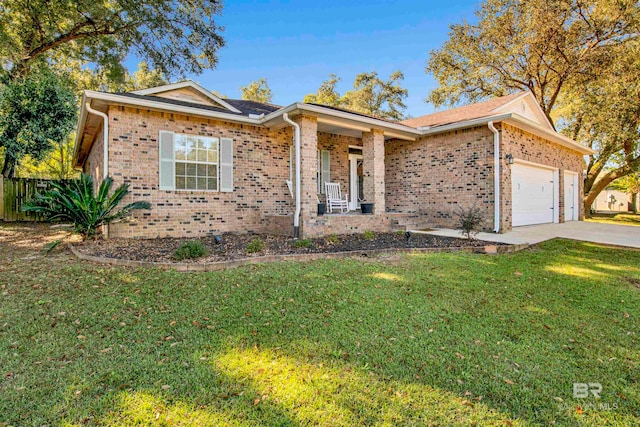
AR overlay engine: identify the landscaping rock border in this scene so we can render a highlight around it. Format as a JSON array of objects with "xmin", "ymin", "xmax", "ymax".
[{"xmin": 68, "ymin": 242, "xmax": 530, "ymax": 272}]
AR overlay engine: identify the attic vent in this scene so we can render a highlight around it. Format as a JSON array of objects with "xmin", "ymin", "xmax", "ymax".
[{"xmin": 521, "ymin": 102, "xmax": 526, "ymax": 113}]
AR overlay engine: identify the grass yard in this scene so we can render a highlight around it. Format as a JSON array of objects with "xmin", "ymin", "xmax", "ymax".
[
  {"xmin": 0, "ymin": 224, "xmax": 638, "ymax": 426},
  {"xmin": 586, "ymin": 212, "xmax": 640, "ymax": 227}
]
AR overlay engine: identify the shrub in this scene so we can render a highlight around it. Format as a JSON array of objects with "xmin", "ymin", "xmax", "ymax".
[
  {"xmin": 455, "ymin": 206, "xmax": 485, "ymax": 239},
  {"xmin": 246, "ymin": 237, "xmax": 265, "ymax": 254},
  {"xmin": 174, "ymin": 240, "xmax": 210, "ymax": 261},
  {"xmin": 294, "ymin": 239, "xmax": 312, "ymax": 248},
  {"xmin": 362, "ymin": 230, "xmax": 375, "ymax": 240},
  {"xmin": 326, "ymin": 234, "xmax": 339, "ymax": 244},
  {"xmin": 22, "ymin": 174, "xmax": 150, "ymax": 240}
]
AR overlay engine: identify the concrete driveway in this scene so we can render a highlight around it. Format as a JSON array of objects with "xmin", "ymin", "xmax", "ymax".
[{"xmin": 423, "ymin": 221, "xmax": 640, "ymax": 249}]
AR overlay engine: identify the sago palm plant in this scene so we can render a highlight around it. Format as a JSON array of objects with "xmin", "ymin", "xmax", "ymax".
[{"xmin": 23, "ymin": 174, "xmax": 151, "ymax": 239}]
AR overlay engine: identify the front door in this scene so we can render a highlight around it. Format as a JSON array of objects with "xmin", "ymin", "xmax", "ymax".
[{"xmin": 349, "ymin": 153, "xmax": 364, "ymax": 210}]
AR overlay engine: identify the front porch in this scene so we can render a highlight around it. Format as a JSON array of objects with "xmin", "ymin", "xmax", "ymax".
[
  {"xmin": 295, "ymin": 114, "xmax": 388, "ymax": 238},
  {"xmin": 266, "ymin": 113, "xmax": 423, "ymax": 238}
]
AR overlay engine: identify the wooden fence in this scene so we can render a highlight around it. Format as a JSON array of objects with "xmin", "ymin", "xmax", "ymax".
[{"xmin": 0, "ymin": 178, "xmax": 70, "ymax": 222}]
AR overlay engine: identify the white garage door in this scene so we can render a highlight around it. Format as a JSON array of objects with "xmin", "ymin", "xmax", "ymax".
[
  {"xmin": 564, "ymin": 171, "xmax": 579, "ymax": 221},
  {"xmin": 512, "ymin": 163, "xmax": 556, "ymax": 226}
]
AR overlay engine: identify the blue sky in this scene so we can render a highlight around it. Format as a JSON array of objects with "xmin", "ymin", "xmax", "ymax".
[{"xmin": 137, "ymin": 0, "xmax": 480, "ymax": 116}]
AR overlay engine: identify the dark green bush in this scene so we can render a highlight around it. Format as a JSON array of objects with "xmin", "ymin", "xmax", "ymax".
[
  {"xmin": 174, "ymin": 240, "xmax": 210, "ymax": 261},
  {"xmin": 22, "ymin": 174, "xmax": 150, "ymax": 240},
  {"xmin": 326, "ymin": 234, "xmax": 339, "ymax": 244},
  {"xmin": 455, "ymin": 205, "xmax": 485, "ymax": 239},
  {"xmin": 246, "ymin": 238, "xmax": 265, "ymax": 254},
  {"xmin": 294, "ymin": 239, "xmax": 312, "ymax": 248}
]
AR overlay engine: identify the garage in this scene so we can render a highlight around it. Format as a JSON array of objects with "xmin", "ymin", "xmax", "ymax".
[
  {"xmin": 564, "ymin": 171, "xmax": 579, "ymax": 221},
  {"xmin": 512, "ymin": 162, "xmax": 557, "ymax": 227}
]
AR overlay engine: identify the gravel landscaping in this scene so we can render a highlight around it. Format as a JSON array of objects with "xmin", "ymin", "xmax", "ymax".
[{"xmin": 76, "ymin": 231, "xmax": 499, "ymax": 263}]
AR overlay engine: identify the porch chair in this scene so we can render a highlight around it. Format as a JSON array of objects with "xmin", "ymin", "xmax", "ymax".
[{"xmin": 325, "ymin": 182, "xmax": 349, "ymax": 213}]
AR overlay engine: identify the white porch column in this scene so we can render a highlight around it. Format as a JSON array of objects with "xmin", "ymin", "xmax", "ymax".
[{"xmin": 362, "ymin": 129, "xmax": 385, "ymax": 213}]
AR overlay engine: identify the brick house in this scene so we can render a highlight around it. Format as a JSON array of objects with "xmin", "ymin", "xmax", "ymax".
[{"xmin": 73, "ymin": 81, "xmax": 594, "ymax": 238}]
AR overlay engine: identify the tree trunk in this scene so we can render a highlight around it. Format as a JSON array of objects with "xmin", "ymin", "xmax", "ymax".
[
  {"xmin": 1, "ymin": 152, "xmax": 16, "ymax": 178},
  {"xmin": 632, "ymin": 192, "xmax": 639, "ymax": 214}
]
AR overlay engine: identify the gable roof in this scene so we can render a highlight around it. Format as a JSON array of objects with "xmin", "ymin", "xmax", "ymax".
[
  {"xmin": 113, "ymin": 92, "xmax": 281, "ymax": 117},
  {"xmin": 131, "ymin": 80, "xmax": 243, "ymax": 114},
  {"xmin": 401, "ymin": 91, "xmax": 553, "ymax": 130}
]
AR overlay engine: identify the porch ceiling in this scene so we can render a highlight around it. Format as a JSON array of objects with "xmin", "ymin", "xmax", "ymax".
[{"xmin": 317, "ymin": 122, "xmax": 362, "ymax": 139}]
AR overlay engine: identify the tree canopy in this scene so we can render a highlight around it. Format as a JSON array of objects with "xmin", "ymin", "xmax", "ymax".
[
  {"xmin": 240, "ymin": 78, "xmax": 273, "ymax": 103},
  {"xmin": 0, "ymin": 70, "xmax": 77, "ymax": 177},
  {"xmin": 72, "ymin": 61, "xmax": 167, "ymax": 94},
  {"xmin": 426, "ymin": 0, "xmax": 640, "ymax": 214},
  {"xmin": 0, "ymin": 0, "xmax": 225, "ymax": 81},
  {"xmin": 303, "ymin": 74, "xmax": 342, "ymax": 107},
  {"xmin": 304, "ymin": 71, "xmax": 408, "ymax": 121},
  {"xmin": 17, "ymin": 134, "xmax": 79, "ymax": 180},
  {"xmin": 426, "ymin": 0, "xmax": 639, "ymax": 123}
]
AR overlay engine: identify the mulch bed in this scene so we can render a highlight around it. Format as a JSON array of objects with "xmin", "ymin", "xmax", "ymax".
[{"xmin": 76, "ymin": 232, "xmax": 502, "ymax": 263}]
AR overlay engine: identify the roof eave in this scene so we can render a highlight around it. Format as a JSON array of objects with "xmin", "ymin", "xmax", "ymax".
[
  {"xmin": 72, "ymin": 93, "xmax": 89, "ymax": 168},
  {"xmin": 417, "ymin": 113, "xmax": 595, "ymax": 155},
  {"xmin": 131, "ymin": 80, "xmax": 243, "ymax": 113},
  {"xmin": 503, "ymin": 114, "xmax": 596, "ymax": 155},
  {"xmin": 84, "ymin": 90, "xmax": 262, "ymax": 125},
  {"xmin": 262, "ymin": 103, "xmax": 420, "ymax": 139}
]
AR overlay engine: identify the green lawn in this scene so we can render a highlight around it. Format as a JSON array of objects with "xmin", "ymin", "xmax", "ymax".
[
  {"xmin": 0, "ymin": 224, "xmax": 639, "ymax": 426},
  {"xmin": 586, "ymin": 212, "xmax": 640, "ymax": 227}
]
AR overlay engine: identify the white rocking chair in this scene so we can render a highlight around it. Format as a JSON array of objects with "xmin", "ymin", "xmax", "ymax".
[{"xmin": 325, "ymin": 182, "xmax": 349, "ymax": 213}]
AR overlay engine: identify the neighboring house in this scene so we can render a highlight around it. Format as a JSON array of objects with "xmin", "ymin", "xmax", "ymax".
[
  {"xmin": 591, "ymin": 188, "xmax": 632, "ymax": 212},
  {"xmin": 73, "ymin": 81, "xmax": 594, "ymax": 238}
]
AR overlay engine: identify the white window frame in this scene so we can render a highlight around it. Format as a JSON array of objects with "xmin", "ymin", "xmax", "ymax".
[
  {"xmin": 317, "ymin": 149, "xmax": 330, "ymax": 194},
  {"xmin": 172, "ymin": 133, "xmax": 220, "ymax": 192}
]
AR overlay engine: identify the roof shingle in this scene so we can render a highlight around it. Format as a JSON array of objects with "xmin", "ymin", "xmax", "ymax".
[
  {"xmin": 400, "ymin": 92, "xmax": 526, "ymax": 128},
  {"xmin": 113, "ymin": 92, "xmax": 281, "ymax": 117}
]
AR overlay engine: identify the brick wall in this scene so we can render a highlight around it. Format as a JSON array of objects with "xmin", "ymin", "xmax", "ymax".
[
  {"xmin": 82, "ymin": 105, "xmax": 586, "ymax": 238},
  {"xmin": 101, "ymin": 106, "xmax": 293, "ymax": 238},
  {"xmin": 500, "ymin": 123, "xmax": 585, "ymax": 231},
  {"xmin": 385, "ymin": 126, "xmax": 495, "ymax": 229},
  {"xmin": 317, "ymin": 132, "xmax": 358, "ymax": 200},
  {"xmin": 384, "ymin": 123, "xmax": 585, "ymax": 232},
  {"xmin": 83, "ymin": 127, "xmax": 104, "ymax": 190}
]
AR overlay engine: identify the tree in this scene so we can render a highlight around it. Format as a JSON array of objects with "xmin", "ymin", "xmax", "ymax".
[
  {"xmin": 303, "ymin": 74, "xmax": 342, "ymax": 107},
  {"xmin": 560, "ymin": 40, "xmax": 640, "ymax": 213},
  {"xmin": 426, "ymin": 0, "xmax": 639, "ymax": 123},
  {"xmin": 0, "ymin": 0, "xmax": 225, "ymax": 81},
  {"xmin": 425, "ymin": 0, "xmax": 640, "ymax": 215},
  {"xmin": 342, "ymin": 71, "xmax": 408, "ymax": 121},
  {"xmin": 17, "ymin": 134, "xmax": 79, "ymax": 179},
  {"xmin": 0, "ymin": 70, "xmax": 77, "ymax": 177},
  {"xmin": 304, "ymin": 71, "xmax": 409, "ymax": 120},
  {"xmin": 71, "ymin": 61, "xmax": 167, "ymax": 93},
  {"xmin": 240, "ymin": 78, "xmax": 273, "ymax": 103}
]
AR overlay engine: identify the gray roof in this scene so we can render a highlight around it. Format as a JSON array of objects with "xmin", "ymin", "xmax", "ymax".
[{"xmin": 113, "ymin": 92, "xmax": 281, "ymax": 117}]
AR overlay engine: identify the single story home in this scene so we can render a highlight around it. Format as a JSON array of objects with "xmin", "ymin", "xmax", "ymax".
[{"xmin": 73, "ymin": 81, "xmax": 594, "ymax": 238}]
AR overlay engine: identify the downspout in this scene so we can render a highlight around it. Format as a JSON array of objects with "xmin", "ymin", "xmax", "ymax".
[
  {"xmin": 85, "ymin": 102, "xmax": 109, "ymax": 180},
  {"xmin": 488, "ymin": 121, "xmax": 500, "ymax": 232},
  {"xmin": 282, "ymin": 113, "xmax": 301, "ymax": 239}
]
